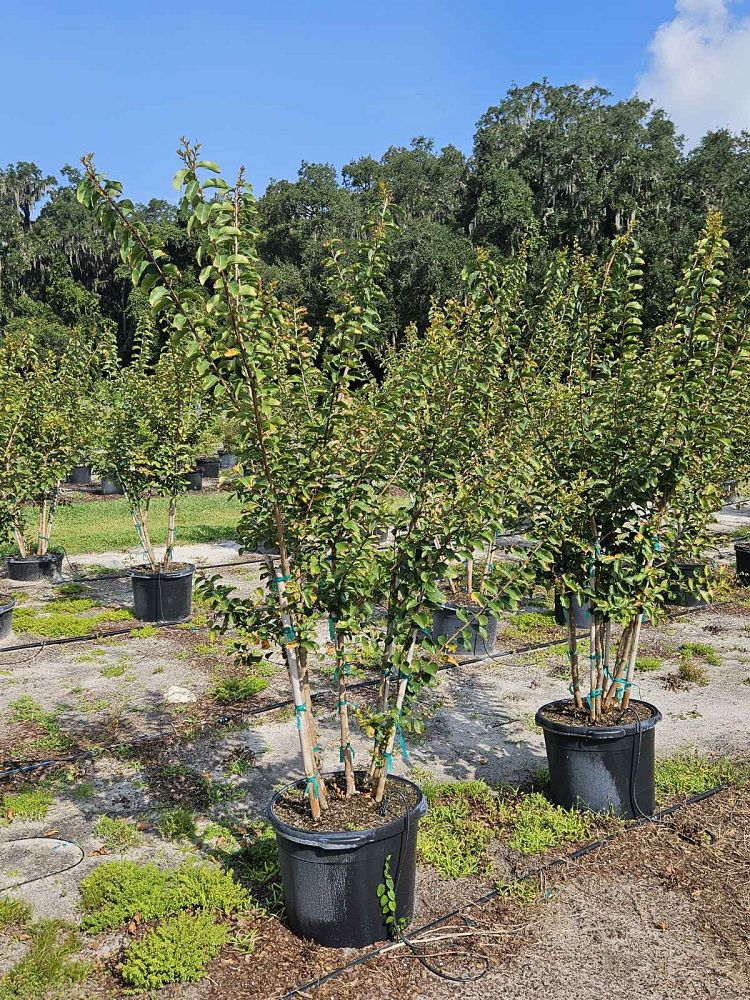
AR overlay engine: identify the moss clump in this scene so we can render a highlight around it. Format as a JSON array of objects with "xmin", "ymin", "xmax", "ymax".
[
  {"xmin": 655, "ymin": 754, "xmax": 750, "ymax": 799},
  {"xmin": 93, "ymin": 816, "xmax": 143, "ymax": 852},
  {"xmin": 508, "ymin": 792, "xmax": 591, "ymax": 855},
  {"xmin": 0, "ymin": 920, "xmax": 90, "ymax": 999},
  {"xmin": 636, "ymin": 656, "xmax": 662, "ymax": 672},
  {"xmin": 12, "ymin": 602, "xmax": 133, "ymax": 639},
  {"xmin": 210, "ymin": 674, "xmax": 268, "ymax": 703},
  {"xmin": 79, "ymin": 859, "xmax": 250, "ymax": 933},
  {"xmin": 418, "ymin": 779, "xmax": 508, "ymax": 878},
  {"xmin": 1, "ymin": 788, "xmax": 53, "ymax": 824},
  {"xmin": 502, "ymin": 611, "xmax": 557, "ymax": 640},
  {"xmin": 119, "ymin": 911, "xmax": 228, "ymax": 991}
]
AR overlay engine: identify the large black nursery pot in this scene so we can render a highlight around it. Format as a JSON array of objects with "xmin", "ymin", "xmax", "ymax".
[
  {"xmin": 100, "ymin": 478, "xmax": 121, "ymax": 496},
  {"xmin": 267, "ymin": 773, "xmax": 427, "ymax": 948},
  {"xmin": 667, "ymin": 561, "xmax": 708, "ymax": 608},
  {"xmin": 66, "ymin": 465, "xmax": 91, "ymax": 486},
  {"xmin": 7, "ymin": 552, "xmax": 63, "ymax": 583},
  {"xmin": 218, "ymin": 451, "xmax": 237, "ymax": 470},
  {"xmin": 554, "ymin": 593, "xmax": 591, "ymax": 629},
  {"xmin": 734, "ymin": 543, "xmax": 750, "ymax": 584},
  {"xmin": 536, "ymin": 699, "xmax": 662, "ymax": 819},
  {"xmin": 196, "ymin": 456, "xmax": 220, "ymax": 479},
  {"xmin": 184, "ymin": 470, "xmax": 203, "ymax": 491},
  {"xmin": 0, "ymin": 595, "xmax": 16, "ymax": 640},
  {"xmin": 432, "ymin": 602, "xmax": 498, "ymax": 656},
  {"xmin": 130, "ymin": 563, "xmax": 194, "ymax": 623}
]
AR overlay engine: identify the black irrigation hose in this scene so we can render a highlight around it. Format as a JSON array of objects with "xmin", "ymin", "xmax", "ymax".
[
  {"xmin": 0, "ymin": 597, "xmax": 732, "ymax": 780},
  {"xmin": 277, "ymin": 782, "xmax": 728, "ymax": 999},
  {"xmin": 0, "ymin": 837, "xmax": 85, "ymax": 893}
]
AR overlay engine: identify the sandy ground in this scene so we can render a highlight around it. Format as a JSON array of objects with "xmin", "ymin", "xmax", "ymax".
[{"xmin": 1, "ymin": 523, "xmax": 749, "ymax": 996}]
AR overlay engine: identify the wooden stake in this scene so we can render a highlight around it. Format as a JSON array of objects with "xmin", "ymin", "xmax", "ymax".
[
  {"xmin": 371, "ymin": 632, "xmax": 417, "ymax": 804},
  {"xmin": 566, "ymin": 599, "xmax": 584, "ymax": 710},
  {"xmin": 335, "ymin": 632, "xmax": 356, "ymax": 798},
  {"xmin": 621, "ymin": 615, "xmax": 643, "ymax": 710},
  {"xmin": 163, "ymin": 495, "xmax": 177, "ymax": 569}
]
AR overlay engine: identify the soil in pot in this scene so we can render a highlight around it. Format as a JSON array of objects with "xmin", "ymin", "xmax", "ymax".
[
  {"xmin": 536, "ymin": 698, "xmax": 661, "ymax": 819},
  {"xmin": 274, "ymin": 770, "xmax": 420, "ymax": 832},
  {"xmin": 432, "ymin": 598, "xmax": 498, "ymax": 656},
  {"xmin": 130, "ymin": 562, "xmax": 194, "ymax": 623},
  {"xmin": 268, "ymin": 771, "xmax": 427, "ymax": 949},
  {"xmin": 0, "ymin": 595, "xmax": 16, "ymax": 639}
]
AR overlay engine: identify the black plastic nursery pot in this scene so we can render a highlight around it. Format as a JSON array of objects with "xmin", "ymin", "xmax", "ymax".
[
  {"xmin": 0, "ymin": 595, "xmax": 16, "ymax": 639},
  {"xmin": 100, "ymin": 479, "xmax": 121, "ymax": 496},
  {"xmin": 431, "ymin": 602, "xmax": 498, "ymax": 656},
  {"xmin": 66, "ymin": 465, "xmax": 91, "ymax": 486},
  {"xmin": 184, "ymin": 470, "xmax": 203, "ymax": 491},
  {"xmin": 735, "ymin": 543, "xmax": 750, "ymax": 584},
  {"xmin": 130, "ymin": 563, "xmax": 194, "ymax": 623},
  {"xmin": 218, "ymin": 452, "xmax": 237, "ymax": 470},
  {"xmin": 553, "ymin": 592, "xmax": 591, "ymax": 629},
  {"xmin": 535, "ymin": 699, "xmax": 662, "ymax": 819},
  {"xmin": 667, "ymin": 561, "xmax": 708, "ymax": 608},
  {"xmin": 196, "ymin": 456, "xmax": 220, "ymax": 479},
  {"xmin": 6, "ymin": 552, "xmax": 63, "ymax": 583},
  {"xmin": 267, "ymin": 773, "xmax": 427, "ymax": 948}
]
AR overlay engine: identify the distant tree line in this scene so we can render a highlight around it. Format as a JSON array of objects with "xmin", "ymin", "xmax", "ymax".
[{"xmin": 2, "ymin": 81, "xmax": 750, "ymax": 356}]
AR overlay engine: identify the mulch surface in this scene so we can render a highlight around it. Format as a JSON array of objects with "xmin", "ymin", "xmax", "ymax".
[{"xmin": 195, "ymin": 785, "xmax": 750, "ymax": 1000}]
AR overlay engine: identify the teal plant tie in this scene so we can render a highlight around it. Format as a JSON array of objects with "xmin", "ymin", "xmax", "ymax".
[
  {"xmin": 283, "ymin": 624, "xmax": 295, "ymax": 643},
  {"xmin": 340, "ymin": 742, "xmax": 355, "ymax": 762},
  {"xmin": 585, "ymin": 688, "xmax": 603, "ymax": 710},
  {"xmin": 304, "ymin": 774, "xmax": 319, "ymax": 799},
  {"xmin": 294, "ymin": 702, "xmax": 306, "ymax": 731},
  {"xmin": 396, "ymin": 722, "xmax": 411, "ymax": 765},
  {"xmin": 384, "ymin": 751, "xmax": 394, "ymax": 774},
  {"xmin": 328, "ymin": 616, "xmax": 337, "ymax": 641}
]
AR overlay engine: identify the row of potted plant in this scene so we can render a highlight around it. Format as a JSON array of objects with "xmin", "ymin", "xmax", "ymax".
[{"xmin": 75, "ymin": 147, "xmax": 750, "ymax": 950}]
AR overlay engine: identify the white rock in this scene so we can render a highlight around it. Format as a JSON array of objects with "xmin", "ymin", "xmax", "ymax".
[{"xmin": 164, "ymin": 685, "xmax": 197, "ymax": 704}]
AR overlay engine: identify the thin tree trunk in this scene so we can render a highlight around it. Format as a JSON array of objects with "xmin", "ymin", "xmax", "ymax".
[
  {"xmin": 603, "ymin": 618, "xmax": 636, "ymax": 709},
  {"xmin": 335, "ymin": 632, "xmax": 356, "ymax": 797},
  {"xmin": 132, "ymin": 506, "xmax": 158, "ymax": 570},
  {"xmin": 466, "ymin": 558, "xmax": 474, "ymax": 596},
  {"xmin": 163, "ymin": 495, "xmax": 177, "ymax": 569},
  {"xmin": 371, "ymin": 631, "xmax": 417, "ymax": 804},
  {"xmin": 566, "ymin": 601, "xmax": 584, "ymax": 710},
  {"xmin": 14, "ymin": 526, "xmax": 27, "ymax": 558},
  {"xmin": 621, "ymin": 615, "xmax": 643, "ymax": 710}
]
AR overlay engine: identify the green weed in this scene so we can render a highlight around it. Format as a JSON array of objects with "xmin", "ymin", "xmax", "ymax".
[
  {"xmin": 157, "ymin": 807, "xmax": 197, "ymax": 842},
  {"xmin": 1, "ymin": 788, "xmax": 53, "ymax": 824},
  {"xmin": 0, "ymin": 897, "xmax": 32, "ymax": 929},
  {"xmin": 655, "ymin": 754, "xmax": 750, "ymax": 799},
  {"xmin": 680, "ymin": 641, "xmax": 720, "ymax": 666},
  {"xmin": 210, "ymin": 674, "xmax": 268, "ymax": 703},
  {"xmin": 502, "ymin": 611, "xmax": 557, "ymax": 640},
  {"xmin": 508, "ymin": 792, "xmax": 591, "ymax": 855},
  {"xmin": 93, "ymin": 815, "xmax": 143, "ymax": 852},
  {"xmin": 418, "ymin": 779, "xmax": 508, "ymax": 878},
  {"xmin": 0, "ymin": 920, "xmax": 90, "ymax": 999},
  {"xmin": 119, "ymin": 912, "xmax": 228, "ymax": 991},
  {"xmin": 636, "ymin": 656, "xmax": 662, "ymax": 672}
]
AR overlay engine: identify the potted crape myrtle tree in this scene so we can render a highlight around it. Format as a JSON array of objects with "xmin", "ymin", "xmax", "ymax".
[
  {"xmin": 78, "ymin": 146, "xmax": 534, "ymax": 947},
  {"xmin": 0, "ymin": 318, "xmax": 107, "ymax": 582},
  {"xmin": 470, "ymin": 218, "xmax": 749, "ymax": 818},
  {"xmin": 100, "ymin": 325, "xmax": 204, "ymax": 622}
]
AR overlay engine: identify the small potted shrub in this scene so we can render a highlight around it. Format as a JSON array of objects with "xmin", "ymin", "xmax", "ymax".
[
  {"xmin": 79, "ymin": 148, "xmax": 533, "ymax": 947},
  {"xmin": 0, "ymin": 318, "xmax": 109, "ymax": 581},
  {"xmin": 98, "ymin": 324, "xmax": 203, "ymax": 622},
  {"xmin": 470, "ymin": 219, "xmax": 748, "ymax": 818}
]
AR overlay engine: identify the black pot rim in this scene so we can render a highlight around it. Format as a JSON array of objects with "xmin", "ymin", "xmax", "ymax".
[
  {"xmin": 130, "ymin": 563, "xmax": 195, "ymax": 580},
  {"xmin": 0, "ymin": 594, "xmax": 16, "ymax": 614},
  {"xmin": 535, "ymin": 698, "xmax": 662, "ymax": 741},
  {"xmin": 734, "ymin": 542, "xmax": 750, "ymax": 553},
  {"xmin": 267, "ymin": 772, "xmax": 427, "ymax": 850},
  {"xmin": 436, "ymin": 600, "xmax": 494, "ymax": 615},
  {"xmin": 197, "ymin": 455, "xmax": 220, "ymax": 463},
  {"xmin": 7, "ymin": 552, "xmax": 61, "ymax": 565}
]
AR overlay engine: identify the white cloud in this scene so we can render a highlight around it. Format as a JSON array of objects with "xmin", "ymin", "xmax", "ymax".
[{"xmin": 637, "ymin": 0, "xmax": 750, "ymax": 144}]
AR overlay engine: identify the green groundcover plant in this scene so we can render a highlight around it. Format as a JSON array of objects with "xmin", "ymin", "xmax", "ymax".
[{"xmin": 79, "ymin": 144, "xmax": 542, "ymax": 819}]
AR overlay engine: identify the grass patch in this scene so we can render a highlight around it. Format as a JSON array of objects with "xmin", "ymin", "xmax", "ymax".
[
  {"xmin": 636, "ymin": 655, "xmax": 662, "ymax": 672},
  {"xmin": 119, "ymin": 911, "xmax": 228, "ymax": 992},
  {"xmin": 0, "ymin": 494, "xmax": 240, "ymax": 556},
  {"xmin": 99, "ymin": 657, "xmax": 130, "ymax": 678},
  {"xmin": 678, "ymin": 657, "xmax": 709, "ymax": 686},
  {"xmin": 130, "ymin": 625, "xmax": 158, "ymax": 638},
  {"xmin": 508, "ymin": 792, "xmax": 591, "ymax": 855},
  {"xmin": 655, "ymin": 754, "xmax": 750, "ymax": 799},
  {"xmin": 55, "ymin": 582, "xmax": 90, "ymax": 597},
  {"xmin": 210, "ymin": 674, "xmax": 269, "ymax": 703},
  {"xmin": 79, "ymin": 859, "xmax": 250, "ymax": 933},
  {"xmin": 0, "ymin": 897, "xmax": 32, "ymax": 929},
  {"xmin": 418, "ymin": 780, "xmax": 509, "ymax": 878},
  {"xmin": 157, "ymin": 806, "xmax": 197, "ymax": 842},
  {"xmin": 93, "ymin": 816, "xmax": 143, "ymax": 852},
  {"xmin": 231, "ymin": 822, "xmax": 283, "ymax": 915},
  {"xmin": 0, "ymin": 920, "xmax": 90, "ymax": 999},
  {"xmin": 0, "ymin": 788, "xmax": 54, "ymax": 824},
  {"xmin": 496, "ymin": 876, "xmax": 539, "ymax": 904},
  {"xmin": 680, "ymin": 641, "xmax": 721, "ymax": 666}
]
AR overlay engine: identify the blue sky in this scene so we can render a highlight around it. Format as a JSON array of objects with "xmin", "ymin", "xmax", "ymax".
[{"xmin": 1, "ymin": 1, "xmax": 747, "ymax": 202}]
